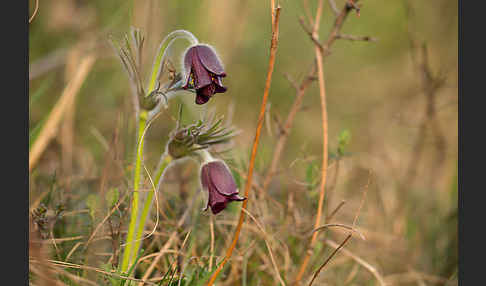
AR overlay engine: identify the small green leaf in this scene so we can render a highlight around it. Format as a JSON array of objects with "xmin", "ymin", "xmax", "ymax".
[{"xmin": 338, "ymin": 129, "xmax": 351, "ymax": 156}]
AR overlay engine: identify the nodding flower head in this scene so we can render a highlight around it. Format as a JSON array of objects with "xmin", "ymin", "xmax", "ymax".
[
  {"xmin": 200, "ymin": 156, "xmax": 245, "ymax": 214},
  {"xmin": 182, "ymin": 45, "xmax": 227, "ymax": 105}
]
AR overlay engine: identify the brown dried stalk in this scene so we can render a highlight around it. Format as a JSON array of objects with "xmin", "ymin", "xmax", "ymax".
[
  {"xmin": 308, "ymin": 169, "xmax": 372, "ymax": 285},
  {"xmin": 29, "ymin": 0, "xmax": 39, "ymax": 23},
  {"xmin": 262, "ymin": 66, "xmax": 316, "ymax": 192},
  {"xmin": 263, "ymin": 0, "xmax": 373, "ymax": 193},
  {"xmin": 325, "ymin": 239, "xmax": 387, "ymax": 286},
  {"xmin": 308, "ymin": 234, "xmax": 352, "ymax": 286},
  {"xmin": 206, "ymin": 3, "xmax": 281, "ymax": 285},
  {"xmin": 293, "ymin": 0, "xmax": 326, "ymax": 282},
  {"xmin": 294, "ymin": 1, "xmax": 363, "ymax": 284}
]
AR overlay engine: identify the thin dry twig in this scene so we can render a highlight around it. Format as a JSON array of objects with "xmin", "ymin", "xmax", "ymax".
[
  {"xmin": 294, "ymin": 0, "xmax": 326, "ymax": 282},
  {"xmin": 308, "ymin": 234, "xmax": 352, "ymax": 286},
  {"xmin": 264, "ymin": 0, "xmax": 373, "ymax": 199},
  {"xmin": 327, "ymin": 200, "xmax": 346, "ymax": 221},
  {"xmin": 325, "ymin": 239, "xmax": 387, "ymax": 286},
  {"xmin": 294, "ymin": 1, "xmax": 364, "ymax": 283},
  {"xmin": 29, "ymin": 0, "xmax": 40, "ymax": 23},
  {"xmin": 206, "ymin": 4, "xmax": 282, "ymax": 286},
  {"xmin": 138, "ymin": 196, "xmax": 195, "ymax": 284},
  {"xmin": 31, "ymin": 259, "xmax": 159, "ymax": 286},
  {"xmin": 84, "ymin": 192, "xmax": 129, "ymax": 248},
  {"xmin": 310, "ymin": 223, "xmax": 366, "ymax": 240},
  {"xmin": 241, "ymin": 208, "xmax": 286, "ymax": 286},
  {"xmin": 308, "ymin": 169, "xmax": 373, "ymax": 285},
  {"xmin": 262, "ymin": 65, "xmax": 316, "ymax": 191},
  {"xmin": 209, "ymin": 216, "xmax": 215, "ymax": 270},
  {"xmin": 335, "ymin": 34, "xmax": 377, "ymax": 42},
  {"xmin": 328, "ymin": 0, "xmax": 340, "ymax": 16}
]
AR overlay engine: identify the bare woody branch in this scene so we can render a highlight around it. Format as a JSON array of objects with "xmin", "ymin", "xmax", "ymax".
[{"xmin": 335, "ymin": 34, "xmax": 378, "ymax": 42}]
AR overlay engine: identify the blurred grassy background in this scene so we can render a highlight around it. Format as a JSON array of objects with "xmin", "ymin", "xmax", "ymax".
[{"xmin": 29, "ymin": 0, "xmax": 457, "ymax": 285}]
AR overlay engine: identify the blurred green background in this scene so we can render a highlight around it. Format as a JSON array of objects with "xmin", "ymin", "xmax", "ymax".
[{"xmin": 29, "ymin": 0, "xmax": 457, "ymax": 285}]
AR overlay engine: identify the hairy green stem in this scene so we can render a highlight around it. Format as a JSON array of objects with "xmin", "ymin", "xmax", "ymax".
[
  {"xmin": 147, "ymin": 30, "xmax": 198, "ymax": 94},
  {"xmin": 120, "ymin": 109, "xmax": 148, "ymax": 273},
  {"xmin": 129, "ymin": 153, "xmax": 173, "ymax": 268},
  {"xmin": 119, "ymin": 29, "xmax": 197, "ymax": 275}
]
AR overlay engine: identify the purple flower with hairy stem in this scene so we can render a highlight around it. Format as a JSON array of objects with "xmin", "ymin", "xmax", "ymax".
[
  {"xmin": 182, "ymin": 45, "xmax": 227, "ymax": 105},
  {"xmin": 200, "ymin": 160, "xmax": 245, "ymax": 214}
]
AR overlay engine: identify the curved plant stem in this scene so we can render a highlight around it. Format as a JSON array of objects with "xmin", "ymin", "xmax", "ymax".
[
  {"xmin": 146, "ymin": 30, "xmax": 198, "ymax": 94},
  {"xmin": 206, "ymin": 3, "xmax": 281, "ymax": 286},
  {"xmin": 29, "ymin": 0, "xmax": 39, "ymax": 23}
]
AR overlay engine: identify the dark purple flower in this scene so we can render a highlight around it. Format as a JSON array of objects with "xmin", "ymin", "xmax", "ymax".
[
  {"xmin": 182, "ymin": 45, "xmax": 227, "ymax": 105},
  {"xmin": 200, "ymin": 161, "xmax": 245, "ymax": 214}
]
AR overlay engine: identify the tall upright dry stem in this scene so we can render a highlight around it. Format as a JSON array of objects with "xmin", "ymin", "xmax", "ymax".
[
  {"xmin": 206, "ymin": 4, "xmax": 281, "ymax": 286},
  {"xmin": 262, "ymin": 67, "xmax": 316, "ymax": 192},
  {"xmin": 294, "ymin": 0, "xmax": 327, "ymax": 282},
  {"xmin": 294, "ymin": 1, "xmax": 361, "ymax": 282}
]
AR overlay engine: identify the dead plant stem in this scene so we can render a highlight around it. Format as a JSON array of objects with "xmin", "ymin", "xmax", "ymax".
[{"xmin": 206, "ymin": 3, "xmax": 281, "ymax": 285}]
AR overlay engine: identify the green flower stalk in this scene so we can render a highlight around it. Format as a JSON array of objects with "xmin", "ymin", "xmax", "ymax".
[
  {"xmin": 112, "ymin": 27, "xmax": 234, "ymax": 275},
  {"xmin": 112, "ymin": 27, "xmax": 200, "ymax": 273}
]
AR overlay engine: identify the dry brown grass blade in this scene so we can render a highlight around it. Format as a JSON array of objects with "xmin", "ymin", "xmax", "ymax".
[
  {"xmin": 206, "ymin": 3, "xmax": 281, "ymax": 285},
  {"xmin": 261, "ymin": 67, "xmax": 316, "ymax": 192},
  {"xmin": 209, "ymin": 215, "xmax": 215, "ymax": 270},
  {"xmin": 325, "ymin": 239, "xmax": 387, "ymax": 286},
  {"xmin": 84, "ymin": 192, "xmax": 129, "ymax": 248},
  {"xmin": 308, "ymin": 234, "xmax": 352, "ymax": 286},
  {"xmin": 31, "ymin": 259, "xmax": 159, "ymax": 286},
  {"xmin": 30, "ymin": 264, "xmax": 68, "ymax": 286},
  {"xmin": 29, "ymin": 54, "xmax": 96, "ymax": 172},
  {"xmin": 308, "ymin": 171, "xmax": 374, "ymax": 285},
  {"xmin": 29, "ymin": 0, "xmax": 39, "ymax": 23},
  {"xmin": 294, "ymin": 0, "xmax": 326, "ymax": 282},
  {"xmin": 241, "ymin": 208, "xmax": 286, "ymax": 286},
  {"xmin": 138, "ymin": 197, "xmax": 195, "ymax": 284},
  {"xmin": 310, "ymin": 223, "xmax": 366, "ymax": 240},
  {"xmin": 294, "ymin": 1, "xmax": 364, "ymax": 283}
]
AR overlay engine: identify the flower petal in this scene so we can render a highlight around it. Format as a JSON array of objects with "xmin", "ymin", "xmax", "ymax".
[
  {"xmin": 196, "ymin": 45, "xmax": 226, "ymax": 76},
  {"xmin": 207, "ymin": 161, "xmax": 239, "ymax": 196},
  {"xmin": 229, "ymin": 194, "xmax": 246, "ymax": 201},
  {"xmin": 183, "ymin": 48, "xmax": 196, "ymax": 88},
  {"xmin": 208, "ymin": 190, "xmax": 229, "ymax": 214},
  {"xmin": 214, "ymin": 77, "xmax": 227, "ymax": 93},
  {"xmin": 195, "ymin": 85, "xmax": 215, "ymax": 104},
  {"xmin": 200, "ymin": 164, "xmax": 211, "ymax": 211},
  {"xmin": 195, "ymin": 93, "xmax": 211, "ymax": 105},
  {"xmin": 192, "ymin": 58, "xmax": 212, "ymax": 89},
  {"xmin": 184, "ymin": 46, "xmax": 212, "ymax": 89}
]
